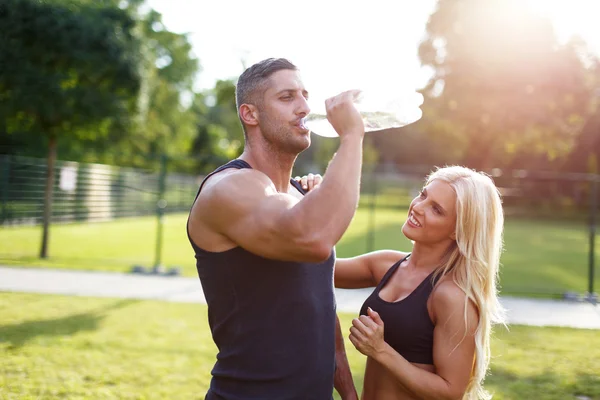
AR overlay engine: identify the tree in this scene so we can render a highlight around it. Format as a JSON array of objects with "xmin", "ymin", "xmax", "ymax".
[
  {"xmin": 564, "ymin": 55, "xmax": 600, "ymax": 174},
  {"xmin": 1, "ymin": 1, "xmax": 204, "ymax": 173},
  {"xmin": 0, "ymin": 0, "xmax": 143, "ymax": 258},
  {"xmin": 189, "ymin": 79, "xmax": 244, "ymax": 172},
  {"xmin": 119, "ymin": 8, "xmax": 201, "ymax": 169},
  {"xmin": 207, "ymin": 79, "xmax": 244, "ymax": 156},
  {"xmin": 417, "ymin": 0, "xmax": 595, "ymax": 170},
  {"xmin": 189, "ymin": 92, "xmax": 237, "ymax": 173},
  {"xmin": 566, "ymin": 109, "xmax": 600, "ymax": 173}
]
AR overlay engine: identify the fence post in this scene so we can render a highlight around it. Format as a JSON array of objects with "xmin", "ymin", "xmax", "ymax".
[
  {"xmin": 153, "ymin": 154, "xmax": 168, "ymax": 272},
  {"xmin": 587, "ymin": 177, "xmax": 598, "ymax": 302},
  {"xmin": 0, "ymin": 155, "xmax": 10, "ymax": 224},
  {"xmin": 366, "ymin": 166, "xmax": 377, "ymax": 253}
]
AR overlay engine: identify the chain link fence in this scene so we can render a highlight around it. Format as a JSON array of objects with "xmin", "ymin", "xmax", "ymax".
[
  {"xmin": 0, "ymin": 154, "xmax": 597, "ymax": 301},
  {"xmin": 0, "ymin": 155, "xmax": 198, "ymax": 225}
]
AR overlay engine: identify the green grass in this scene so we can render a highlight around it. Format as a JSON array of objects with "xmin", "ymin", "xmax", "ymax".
[
  {"xmin": 1, "ymin": 206, "xmax": 598, "ymax": 297},
  {"xmin": 0, "ymin": 292, "xmax": 598, "ymax": 400}
]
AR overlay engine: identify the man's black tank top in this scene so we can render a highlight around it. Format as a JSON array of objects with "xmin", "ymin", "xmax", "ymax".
[
  {"xmin": 187, "ymin": 159, "xmax": 337, "ymax": 400},
  {"xmin": 360, "ymin": 254, "xmax": 440, "ymax": 365}
]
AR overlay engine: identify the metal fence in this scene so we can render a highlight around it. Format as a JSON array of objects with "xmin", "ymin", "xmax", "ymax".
[
  {"xmin": 363, "ymin": 166, "xmax": 599, "ymax": 301},
  {"xmin": 0, "ymin": 154, "xmax": 598, "ymax": 301},
  {"xmin": 0, "ymin": 154, "xmax": 198, "ymax": 226}
]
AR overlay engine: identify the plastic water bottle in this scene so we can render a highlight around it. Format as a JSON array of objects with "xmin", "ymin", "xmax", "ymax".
[{"xmin": 304, "ymin": 90, "xmax": 424, "ymax": 138}]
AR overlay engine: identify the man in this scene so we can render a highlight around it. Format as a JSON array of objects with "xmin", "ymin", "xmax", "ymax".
[{"xmin": 187, "ymin": 57, "xmax": 365, "ymax": 399}]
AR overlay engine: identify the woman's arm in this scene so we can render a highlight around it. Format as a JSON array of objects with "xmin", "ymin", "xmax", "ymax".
[
  {"xmin": 349, "ymin": 282, "xmax": 478, "ymax": 400},
  {"xmin": 293, "ymin": 173, "xmax": 408, "ymax": 289},
  {"xmin": 335, "ymin": 250, "xmax": 406, "ymax": 289}
]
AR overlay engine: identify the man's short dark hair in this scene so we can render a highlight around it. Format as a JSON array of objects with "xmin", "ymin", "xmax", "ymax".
[{"xmin": 235, "ymin": 58, "xmax": 298, "ymax": 123}]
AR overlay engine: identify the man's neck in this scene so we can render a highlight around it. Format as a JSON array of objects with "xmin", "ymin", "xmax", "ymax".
[{"xmin": 238, "ymin": 144, "xmax": 297, "ymax": 193}]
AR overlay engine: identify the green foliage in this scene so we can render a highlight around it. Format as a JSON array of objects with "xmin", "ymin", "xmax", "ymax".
[
  {"xmin": 122, "ymin": 8, "xmax": 200, "ymax": 168},
  {"xmin": 565, "ymin": 101, "xmax": 600, "ymax": 173},
  {"xmin": 190, "ymin": 80, "xmax": 244, "ymax": 172},
  {"xmin": 207, "ymin": 79, "xmax": 244, "ymax": 155},
  {"xmin": 0, "ymin": 0, "xmax": 208, "ymax": 172},
  {"xmin": 0, "ymin": 0, "xmax": 142, "ymax": 140}
]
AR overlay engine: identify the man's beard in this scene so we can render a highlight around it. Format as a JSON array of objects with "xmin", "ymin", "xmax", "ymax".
[{"xmin": 261, "ymin": 119, "xmax": 310, "ymax": 155}]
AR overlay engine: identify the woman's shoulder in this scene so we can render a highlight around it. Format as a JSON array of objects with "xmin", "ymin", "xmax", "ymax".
[
  {"xmin": 368, "ymin": 250, "xmax": 409, "ymax": 283},
  {"xmin": 431, "ymin": 278, "xmax": 464, "ymax": 303},
  {"xmin": 430, "ymin": 278, "xmax": 478, "ymax": 326}
]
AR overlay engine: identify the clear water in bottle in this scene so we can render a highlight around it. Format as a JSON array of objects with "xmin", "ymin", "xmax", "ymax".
[{"xmin": 304, "ymin": 90, "xmax": 424, "ymax": 138}]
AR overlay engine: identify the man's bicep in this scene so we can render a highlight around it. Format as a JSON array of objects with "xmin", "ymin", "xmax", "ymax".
[
  {"xmin": 206, "ymin": 175, "xmax": 327, "ymax": 261},
  {"xmin": 206, "ymin": 172, "xmax": 288, "ymax": 235},
  {"xmin": 223, "ymin": 194, "xmax": 296, "ymax": 252}
]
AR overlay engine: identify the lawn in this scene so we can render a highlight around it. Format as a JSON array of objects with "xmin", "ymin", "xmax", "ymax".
[
  {"xmin": 0, "ymin": 292, "xmax": 598, "ymax": 399},
  {"xmin": 1, "ymin": 206, "xmax": 598, "ymax": 297}
]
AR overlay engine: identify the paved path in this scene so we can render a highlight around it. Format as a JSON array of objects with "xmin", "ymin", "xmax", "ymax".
[{"xmin": 1, "ymin": 266, "xmax": 599, "ymax": 329}]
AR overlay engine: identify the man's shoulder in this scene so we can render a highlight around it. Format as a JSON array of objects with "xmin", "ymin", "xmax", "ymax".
[
  {"xmin": 202, "ymin": 167, "xmax": 274, "ymax": 200},
  {"xmin": 192, "ymin": 168, "xmax": 285, "ymax": 230}
]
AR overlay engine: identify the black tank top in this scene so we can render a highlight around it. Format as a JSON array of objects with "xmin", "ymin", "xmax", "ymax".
[
  {"xmin": 187, "ymin": 159, "xmax": 337, "ymax": 400},
  {"xmin": 359, "ymin": 254, "xmax": 439, "ymax": 365}
]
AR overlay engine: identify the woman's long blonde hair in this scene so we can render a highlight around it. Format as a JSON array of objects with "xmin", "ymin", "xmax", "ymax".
[{"xmin": 426, "ymin": 165, "xmax": 506, "ymax": 400}]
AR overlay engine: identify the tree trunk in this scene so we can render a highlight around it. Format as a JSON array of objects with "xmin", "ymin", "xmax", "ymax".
[{"xmin": 40, "ymin": 135, "xmax": 57, "ymax": 259}]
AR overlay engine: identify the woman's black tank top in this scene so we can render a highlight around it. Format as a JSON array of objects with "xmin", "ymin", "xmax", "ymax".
[{"xmin": 360, "ymin": 254, "xmax": 439, "ymax": 365}]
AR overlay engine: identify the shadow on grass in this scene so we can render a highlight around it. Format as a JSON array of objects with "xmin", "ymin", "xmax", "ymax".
[
  {"xmin": 0, "ymin": 299, "xmax": 138, "ymax": 349},
  {"xmin": 486, "ymin": 366, "xmax": 600, "ymax": 399}
]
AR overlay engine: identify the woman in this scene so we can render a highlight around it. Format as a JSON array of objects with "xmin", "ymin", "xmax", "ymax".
[{"xmin": 297, "ymin": 165, "xmax": 505, "ymax": 400}]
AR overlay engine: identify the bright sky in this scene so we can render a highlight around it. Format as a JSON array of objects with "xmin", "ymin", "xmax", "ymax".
[{"xmin": 145, "ymin": 0, "xmax": 600, "ymax": 102}]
